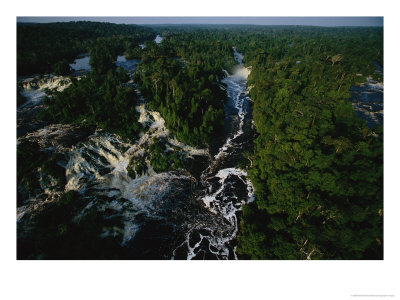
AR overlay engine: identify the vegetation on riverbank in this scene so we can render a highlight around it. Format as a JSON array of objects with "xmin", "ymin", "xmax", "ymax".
[
  {"xmin": 37, "ymin": 43, "xmax": 141, "ymax": 142},
  {"xmin": 17, "ymin": 21, "xmax": 155, "ymax": 75},
  {"xmin": 132, "ymin": 29, "xmax": 238, "ymax": 147},
  {"xmin": 17, "ymin": 23, "xmax": 384, "ymax": 260},
  {"xmin": 134, "ymin": 57, "xmax": 225, "ymax": 147},
  {"xmin": 232, "ymin": 26, "xmax": 383, "ymax": 259},
  {"xmin": 131, "ymin": 25, "xmax": 383, "ymax": 259}
]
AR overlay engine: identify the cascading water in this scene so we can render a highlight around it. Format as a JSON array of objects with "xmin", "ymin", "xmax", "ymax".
[
  {"xmin": 62, "ymin": 104, "xmax": 205, "ymax": 257},
  {"xmin": 17, "ymin": 47, "xmax": 255, "ymax": 260},
  {"xmin": 171, "ymin": 48, "xmax": 256, "ymax": 260},
  {"xmin": 62, "ymin": 48, "xmax": 255, "ymax": 260}
]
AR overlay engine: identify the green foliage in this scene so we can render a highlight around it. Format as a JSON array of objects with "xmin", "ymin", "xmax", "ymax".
[
  {"xmin": 89, "ymin": 41, "xmax": 118, "ymax": 75},
  {"xmin": 127, "ymin": 157, "xmax": 147, "ymax": 178},
  {"xmin": 135, "ymin": 56, "xmax": 226, "ymax": 147},
  {"xmin": 149, "ymin": 138, "xmax": 186, "ymax": 173},
  {"xmin": 38, "ymin": 46, "xmax": 140, "ymax": 142},
  {"xmin": 17, "ymin": 21, "xmax": 155, "ymax": 75},
  {"xmin": 127, "ymin": 28, "xmax": 241, "ymax": 147},
  {"xmin": 235, "ymin": 26, "xmax": 383, "ymax": 259},
  {"xmin": 125, "ymin": 45, "xmax": 143, "ymax": 59},
  {"xmin": 127, "ymin": 138, "xmax": 187, "ymax": 177},
  {"xmin": 53, "ymin": 59, "xmax": 72, "ymax": 75}
]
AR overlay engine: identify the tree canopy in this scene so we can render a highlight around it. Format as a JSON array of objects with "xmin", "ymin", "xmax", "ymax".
[
  {"xmin": 38, "ymin": 43, "xmax": 141, "ymax": 142},
  {"xmin": 17, "ymin": 21, "xmax": 155, "ymax": 75},
  {"xmin": 18, "ymin": 23, "xmax": 383, "ymax": 260},
  {"xmin": 231, "ymin": 26, "xmax": 383, "ymax": 259}
]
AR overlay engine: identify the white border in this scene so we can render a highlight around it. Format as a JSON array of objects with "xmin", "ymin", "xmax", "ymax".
[{"xmin": 1, "ymin": 1, "xmax": 399, "ymax": 300}]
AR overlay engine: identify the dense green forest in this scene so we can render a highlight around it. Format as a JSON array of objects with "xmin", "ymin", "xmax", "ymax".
[
  {"xmin": 17, "ymin": 23, "xmax": 383, "ymax": 260},
  {"xmin": 229, "ymin": 26, "xmax": 383, "ymax": 259},
  {"xmin": 131, "ymin": 30, "xmax": 236, "ymax": 146},
  {"xmin": 135, "ymin": 26, "xmax": 383, "ymax": 259},
  {"xmin": 37, "ymin": 42, "xmax": 141, "ymax": 142},
  {"xmin": 134, "ymin": 57, "xmax": 225, "ymax": 146},
  {"xmin": 17, "ymin": 21, "xmax": 155, "ymax": 75}
]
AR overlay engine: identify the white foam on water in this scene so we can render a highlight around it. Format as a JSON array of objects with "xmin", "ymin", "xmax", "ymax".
[
  {"xmin": 176, "ymin": 48, "xmax": 255, "ymax": 260},
  {"xmin": 232, "ymin": 47, "xmax": 244, "ymax": 64},
  {"xmin": 19, "ymin": 75, "xmax": 72, "ymax": 109},
  {"xmin": 122, "ymin": 221, "xmax": 140, "ymax": 245},
  {"xmin": 168, "ymin": 136, "xmax": 208, "ymax": 156},
  {"xmin": 154, "ymin": 35, "xmax": 163, "ymax": 44},
  {"xmin": 181, "ymin": 165, "xmax": 254, "ymax": 259},
  {"xmin": 17, "ymin": 205, "xmax": 29, "ymax": 222},
  {"xmin": 201, "ymin": 168, "xmax": 254, "ymax": 217},
  {"xmin": 215, "ymin": 53, "xmax": 251, "ymax": 161},
  {"xmin": 64, "ymin": 97, "xmax": 208, "ymax": 246}
]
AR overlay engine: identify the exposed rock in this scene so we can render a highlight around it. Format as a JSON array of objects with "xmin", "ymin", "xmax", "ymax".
[
  {"xmin": 19, "ymin": 124, "xmax": 94, "ymax": 153},
  {"xmin": 17, "ymin": 74, "xmax": 78, "ymax": 137},
  {"xmin": 20, "ymin": 75, "xmax": 72, "ymax": 91},
  {"xmin": 349, "ymin": 78, "xmax": 383, "ymax": 128}
]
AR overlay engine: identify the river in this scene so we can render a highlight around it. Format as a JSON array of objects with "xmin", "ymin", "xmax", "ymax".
[
  {"xmin": 69, "ymin": 54, "xmax": 140, "ymax": 73},
  {"xmin": 171, "ymin": 48, "xmax": 255, "ymax": 259},
  {"xmin": 69, "ymin": 34, "xmax": 163, "ymax": 72},
  {"xmin": 63, "ymin": 48, "xmax": 255, "ymax": 260},
  {"xmin": 17, "ymin": 46, "xmax": 255, "ymax": 260}
]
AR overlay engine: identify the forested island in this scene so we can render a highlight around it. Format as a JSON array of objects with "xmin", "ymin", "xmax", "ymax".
[{"xmin": 17, "ymin": 21, "xmax": 383, "ymax": 260}]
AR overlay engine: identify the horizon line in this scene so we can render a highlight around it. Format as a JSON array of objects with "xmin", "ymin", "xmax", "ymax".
[{"xmin": 16, "ymin": 21, "xmax": 384, "ymax": 28}]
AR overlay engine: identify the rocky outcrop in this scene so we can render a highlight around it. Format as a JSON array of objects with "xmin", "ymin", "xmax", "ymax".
[
  {"xmin": 19, "ymin": 74, "xmax": 72, "ymax": 92},
  {"xmin": 17, "ymin": 75, "xmax": 80, "ymax": 137},
  {"xmin": 19, "ymin": 124, "xmax": 94, "ymax": 153},
  {"xmin": 349, "ymin": 77, "xmax": 383, "ymax": 128}
]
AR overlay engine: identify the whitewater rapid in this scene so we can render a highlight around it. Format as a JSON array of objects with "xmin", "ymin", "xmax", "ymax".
[
  {"xmin": 18, "ymin": 46, "xmax": 255, "ymax": 260},
  {"xmin": 18, "ymin": 75, "xmax": 73, "ymax": 109},
  {"xmin": 63, "ymin": 48, "xmax": 255, "ymax": 259},
  {"xmin": 172, "ymin": 48, "xmax": 255, "ymax": 260},
  {"xmin": 62, "ymin": 89, "xmax": 210, "ymax": 250}
]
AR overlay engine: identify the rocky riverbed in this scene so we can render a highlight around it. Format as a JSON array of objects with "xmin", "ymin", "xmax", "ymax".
[
  {"xmin": 17, "ymin": 48, "xmax": 256, "ymax": 260},
  {"xmin": 349, "ymin": 77, "xmax": 383, "ymax": 128}
]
